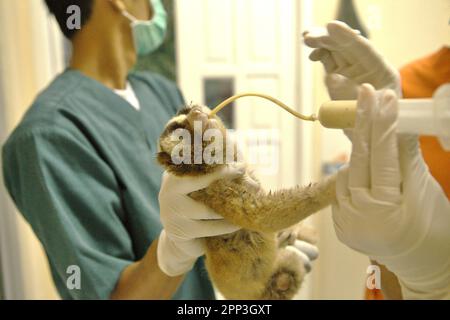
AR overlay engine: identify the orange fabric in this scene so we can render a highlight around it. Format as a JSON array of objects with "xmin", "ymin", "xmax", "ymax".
[
  {"xmin": 400, "ymin": 46, "xmax": 450, "ymax": 199},
  {"xmin": 366, "ymin": 47, "xmax": 450, "ymax": 300},
  {"xmin": 365, "ymin": 288, "xmax": 384, "ymax": 300}
]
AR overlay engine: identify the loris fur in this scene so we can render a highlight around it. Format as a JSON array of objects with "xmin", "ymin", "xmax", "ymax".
[{"xmin": 157, "ymin": 105, "xmax": 336, "ymax": 300}]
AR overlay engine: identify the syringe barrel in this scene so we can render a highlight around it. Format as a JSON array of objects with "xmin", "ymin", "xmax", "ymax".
[
  {"xmin": 397, "ymin": 99, "xmax": 436, "ymax": 135},
  {"xmin": 318, "ymin": 101, "xmax": 357, "ymax": 129},
  {"xmin": 318, "ymin": 99, "xmax": 435, "ymax": 134},
  {"xmin": 318, "ymin": 84, "xmax": 450, "ymax": 151}
]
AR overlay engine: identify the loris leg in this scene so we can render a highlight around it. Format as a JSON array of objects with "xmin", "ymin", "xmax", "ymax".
[
  {"xmin": 261, "ymin": 247, "xmax": 305, "ymax": 300},
  {"xmin": 190, "ymin": 173, "xmax": 337, "ymax": 233}
]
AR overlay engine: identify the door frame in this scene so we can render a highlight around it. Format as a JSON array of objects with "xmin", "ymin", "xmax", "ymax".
[{"xmin": 175, "ymin": 0, "xmax": 316, "ymax": 299}]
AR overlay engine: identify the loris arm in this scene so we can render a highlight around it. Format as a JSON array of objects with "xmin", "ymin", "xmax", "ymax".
[{"xmin": 190, "ymin": 174, "xmax": 337, "ymax": 233}]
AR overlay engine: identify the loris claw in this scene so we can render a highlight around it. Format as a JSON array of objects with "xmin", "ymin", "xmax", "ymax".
[{"xmin": 157, "ymin": 104, "xmax": 336, "ymax": 300}]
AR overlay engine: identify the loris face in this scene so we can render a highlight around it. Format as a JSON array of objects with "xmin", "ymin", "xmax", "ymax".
[{"xmin": 157, "ymin": 105, "xmax": 229, "ymax": 176}]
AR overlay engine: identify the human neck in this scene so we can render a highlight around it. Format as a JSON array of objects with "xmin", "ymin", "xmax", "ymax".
[{"xmin": 69, "ymin": 28, "xmax": 136, "ymax": 90}]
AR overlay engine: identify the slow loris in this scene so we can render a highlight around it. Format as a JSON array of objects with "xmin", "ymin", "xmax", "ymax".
[{"xmin": 157, "ymin": 105, "xmax": 336, "ymax": 300}]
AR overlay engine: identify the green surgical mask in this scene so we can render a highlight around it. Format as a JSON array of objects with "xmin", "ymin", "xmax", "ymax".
[{"xmin": 120, "ymin": 0, "xmax": 167, "ymax": 56}]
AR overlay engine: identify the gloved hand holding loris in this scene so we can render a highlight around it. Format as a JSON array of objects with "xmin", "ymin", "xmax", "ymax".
[{"xmin": 156, "ymin": 105, "xmax": 334, "ymax": 300}]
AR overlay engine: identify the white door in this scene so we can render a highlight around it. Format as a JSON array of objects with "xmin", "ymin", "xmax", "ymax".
[
  {"xmin": 175, "ymin": 0, "xmax": 315, "ymax": 299},
  {"xmin": 175, "ymin": 0, "xmax": 315, "ymax": 188}
]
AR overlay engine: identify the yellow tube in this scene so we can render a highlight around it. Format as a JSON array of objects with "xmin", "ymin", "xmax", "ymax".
[
  {"xmin": 210, "ymin": 93, "xmax": 317, "ymax": 122},
  {"xmin": 208, "ymin": 85, "xmax": 450, "ymax": 152}
]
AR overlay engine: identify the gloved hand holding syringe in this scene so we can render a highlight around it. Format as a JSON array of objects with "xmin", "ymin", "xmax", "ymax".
[
  {"xmin": 317, "ymin": 83, "xmax": 450, "ymax": 151},
  {"xmin": 209, "ymin": 83, "xmax": 450, "ymax": 151},
  {"xmin": 297, "ymin": 20, "xmax": 450, "ymax": 300}
]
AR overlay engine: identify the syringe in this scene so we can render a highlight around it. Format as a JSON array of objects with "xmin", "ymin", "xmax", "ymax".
[
  {"xmin": 318, "ymin": 84, "xmax": 450, "ymax": 151},
  {"xmin": 210, "ymin": 84, "xmax": 450, "ymax": 151}
]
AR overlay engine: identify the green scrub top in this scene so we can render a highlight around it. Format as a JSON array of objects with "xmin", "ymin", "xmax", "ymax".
[{"xmin": 2, "ymin": 69, "xmax": 215, "ymax": 300}]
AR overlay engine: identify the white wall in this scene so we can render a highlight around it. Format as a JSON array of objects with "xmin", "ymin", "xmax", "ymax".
[
  {"xmin": 0, "ymin": 0, "xmax": 64, "ymax": 300},
  {"xmin": 310, "ymin": 0, "xmax": 449, "ymax": 299}
]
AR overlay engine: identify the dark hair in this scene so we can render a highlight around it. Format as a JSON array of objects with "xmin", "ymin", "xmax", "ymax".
[{"xmin": 44, "ymin": 0, "xmax": 94, "ymax": 39}]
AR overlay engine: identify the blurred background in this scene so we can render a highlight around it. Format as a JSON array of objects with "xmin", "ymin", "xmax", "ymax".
[{"xmin": 0, "ymin": 0, "xmax": 448, "ymax": 300}]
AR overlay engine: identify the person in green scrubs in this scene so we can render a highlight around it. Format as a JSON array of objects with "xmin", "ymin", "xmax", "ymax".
[{"xmin": 1, "ymin": 0, "xmax": 232, "ymax": 300}]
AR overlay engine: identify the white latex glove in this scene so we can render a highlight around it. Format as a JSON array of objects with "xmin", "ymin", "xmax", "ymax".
[
  {"xmin": 157, "ymin": 165, "xmax": 244, "ymax": 277},
  {"xmin": 303, "ymin": 21, "xmax": 401, "ymax": 101},
  {"xmin": 333, "ymin": 84, "xmax": 450, "ymax": 299}
]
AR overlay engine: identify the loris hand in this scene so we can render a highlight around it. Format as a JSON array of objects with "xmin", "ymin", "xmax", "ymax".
[
  {"xmin": 157, "ymin": 165, "xmax": 244, "ymax": 277},
  {"xmin": 333, "ymin": 84, "xmax": 450, "ymax": 299},
  {"xmin": 303, "ymin": 21, "xmax": 401, "ymax": 101}
]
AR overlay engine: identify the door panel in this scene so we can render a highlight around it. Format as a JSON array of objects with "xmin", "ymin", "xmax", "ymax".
[
  {"xmin": 176, "ymin": 0, "xmax": 299, "ymax": 189},
  {"xmin": 176, "ymin": 0, "xmax": 314, "ymax": 299}
]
